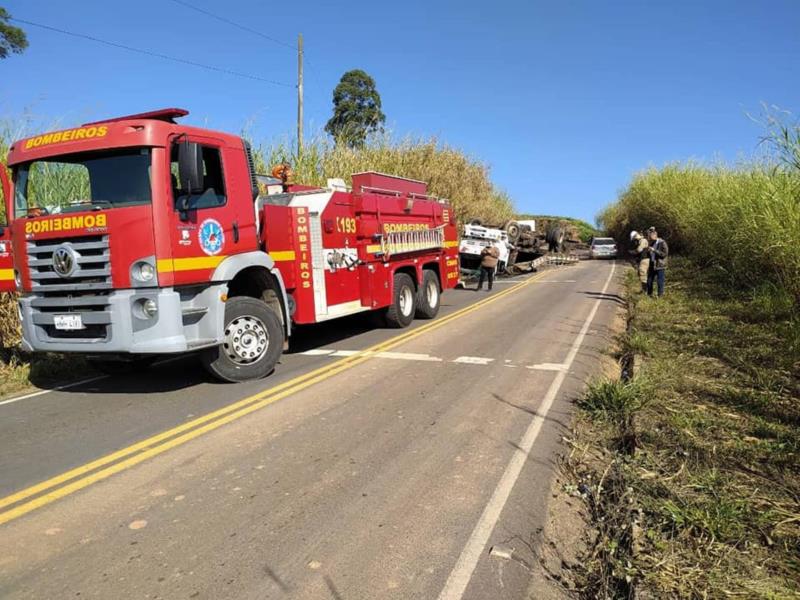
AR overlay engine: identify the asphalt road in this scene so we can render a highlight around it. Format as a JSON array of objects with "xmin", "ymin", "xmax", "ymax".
[{"xmin": 0, "ymin": 260, "xmax": 621, "ymax": 600}]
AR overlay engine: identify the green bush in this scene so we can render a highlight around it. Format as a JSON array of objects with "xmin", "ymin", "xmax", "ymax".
[{"xmin": 580, "ymin": 377, "xmax": 649, "ymax": 421}]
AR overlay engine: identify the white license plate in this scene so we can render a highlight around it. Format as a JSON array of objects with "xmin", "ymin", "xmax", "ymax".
[{"xmin": 53, "ymin": 314, "xmax": 84, "ymax": 331}]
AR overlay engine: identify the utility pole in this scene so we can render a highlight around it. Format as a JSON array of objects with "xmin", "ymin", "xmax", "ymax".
[{"xmin": 297, "ymin": 33, "xmax": 304, "ymax": 154}]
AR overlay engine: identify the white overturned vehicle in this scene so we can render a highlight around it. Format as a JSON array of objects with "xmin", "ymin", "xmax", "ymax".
[
  {"xmin": 459, "ymin": 218, "xmax": 568, "ymax": 273},
  {"xmin": 458, "ymin": 223, "xmax": 512, "ymax": 273}
]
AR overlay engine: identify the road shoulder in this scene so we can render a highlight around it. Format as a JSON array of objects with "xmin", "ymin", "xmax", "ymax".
[{"xmin": 524, "ymin": 264, "xmax": 627, "ymax": 598}]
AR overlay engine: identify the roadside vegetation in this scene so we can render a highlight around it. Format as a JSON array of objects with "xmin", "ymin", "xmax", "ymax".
[
  {"xmin": 599, "ymin": 112, "xmax": 800, "ymax": 306},
  {"xmin": 571, "ymin": 112, "xmax": 800, "ymax": 597},
  {"xmin": 255, "ymin": 134, "xmax": 515, "ymax": 225}
]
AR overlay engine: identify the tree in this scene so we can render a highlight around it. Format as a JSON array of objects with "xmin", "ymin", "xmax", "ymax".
[
  {"xmin": 325, "ymin": 69, "xmax": 386, "ymax": 148},
  {"xmin": 0, "ymin": 8, "xmax": 28, "ymax": 59}
]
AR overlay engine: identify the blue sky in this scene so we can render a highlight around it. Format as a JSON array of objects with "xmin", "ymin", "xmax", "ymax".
[{"xmin": 3, "ymin": 0, "xmax": 799, "ymax": 223}]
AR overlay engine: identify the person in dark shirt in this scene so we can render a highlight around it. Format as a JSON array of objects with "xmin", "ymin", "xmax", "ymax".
[
  {"xmin": 646, "ymin": 227, "xmax": 669, "ymax": 297},
  {"xmin": 476, "ymin": 243, "xmax": 500, "ymax": 291}
]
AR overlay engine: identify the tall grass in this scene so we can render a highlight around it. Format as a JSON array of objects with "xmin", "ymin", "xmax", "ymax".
[
  {"xmin": 586, "ymin": 110, "xmax": 800, "ymax": 596},
  {"xmin": 600, "ymin": 157, "xmax": 800, "ymax": 306},
  {"xmin": 252, "ymin": 133, "xmax": 515, "ymax": 225}
]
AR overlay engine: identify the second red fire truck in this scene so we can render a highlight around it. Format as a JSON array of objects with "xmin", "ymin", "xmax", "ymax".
[{"xmin": 0, "ymin": 108, "xmax": 460, "ymax": 381}]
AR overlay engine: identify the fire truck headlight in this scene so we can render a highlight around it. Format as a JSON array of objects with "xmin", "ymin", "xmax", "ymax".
[
  {"xmin": 136, "ymin": 262, "xmax": 155, "ymax": 282},
  {"xmin": 131, "ymin": 259, "xmax": 157, "ymax": 285}
]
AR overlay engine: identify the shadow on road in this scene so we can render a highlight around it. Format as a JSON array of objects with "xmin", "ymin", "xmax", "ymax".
[
  {"xmin": 491, "ymin": 393, "xmax": 569, "ymax": 430},
  {"xmin": 26, "ymin": 287, "xmax": 483, "ymax": 396},
  {"xmin": 286, "ymin": 287, "xmax": 478, "ymax": 354},
  {"xmin": 287, "ymin": 311, "xmax": 384, "ymax": 354},
  {"xmin": 32, "ymin": 356, "xmax": 217, "ymax": 395},
  {"xmin": 581, "ymin": 290, "xmax": 625, "ymax": 305}
]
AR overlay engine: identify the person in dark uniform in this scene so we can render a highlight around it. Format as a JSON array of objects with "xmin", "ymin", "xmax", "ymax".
[{"xmin": 476, "ymin": 243, "xmax": 500, "ymax": 291}]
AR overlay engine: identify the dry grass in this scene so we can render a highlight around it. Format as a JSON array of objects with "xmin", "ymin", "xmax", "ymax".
[
  {"xmin": 573, "ymin": 261, "xmax": 800, "ymax": 599},
  {"xmin": 253, "ymin": 133, "xmax": 515, "ymax": 226}
]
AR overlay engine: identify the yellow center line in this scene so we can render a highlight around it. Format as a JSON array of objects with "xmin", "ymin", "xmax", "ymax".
[{"xmin": 0, "ymin": 270, "xmax": 550, "ymax": 525}]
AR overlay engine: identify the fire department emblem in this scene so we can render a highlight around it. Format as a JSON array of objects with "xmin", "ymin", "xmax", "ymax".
[{"xmin": 198, "ymin": 219, "xmax": 224, "ymax": 256}]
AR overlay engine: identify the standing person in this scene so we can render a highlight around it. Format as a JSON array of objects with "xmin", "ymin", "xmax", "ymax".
[
  {"xmin": 628, "ymin": 230, "xmax": 650, "ymax": 293},
  {"xmin": 646, "ymin": 227, "xmax": 669, "ymax": 297},
  {"xmin": 476, "ymin": 242, "xmax": 500, "ymax": 291}
]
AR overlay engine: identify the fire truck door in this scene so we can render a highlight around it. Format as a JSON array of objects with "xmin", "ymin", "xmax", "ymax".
[
  {"xmin": 321, "ymin": 203, "xmax": 361, "ymax": 316},
  {"xmin": 167, "ymin": 138, "xmax": 239, "ymax": 285},
  {"xmin": 0, "ymin": 165, "xmax": 15, "ymax": 292}
]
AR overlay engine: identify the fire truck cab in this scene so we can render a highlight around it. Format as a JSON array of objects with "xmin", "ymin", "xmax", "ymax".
[{"xmin": 3, "ymin": 109, "xmax": 459, "ymax": 381}]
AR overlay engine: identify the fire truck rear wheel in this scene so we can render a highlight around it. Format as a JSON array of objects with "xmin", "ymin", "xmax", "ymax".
[
  {"xmin": 415, "ymin": 270, "xmax": 440, "ymax": 319},
  {"xmin": 384, "ymin": 273, "xmax": 416, "ymax": 328},
  {"xmin": 201, "ymin": 296, "xmax": 284, "ymax": 382}
]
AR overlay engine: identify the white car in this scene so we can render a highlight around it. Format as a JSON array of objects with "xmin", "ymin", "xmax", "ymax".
[{"xmin": 589, "ymin": 237, "xmax": 618, "ymax": 259}]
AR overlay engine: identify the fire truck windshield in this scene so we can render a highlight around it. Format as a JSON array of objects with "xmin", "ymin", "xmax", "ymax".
[{"xmin": 14, "ymin": 147, "xmax": 152, "ymax": 218}]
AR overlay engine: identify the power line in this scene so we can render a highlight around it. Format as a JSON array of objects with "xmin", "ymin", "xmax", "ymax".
[
  {"xmin": 165, "ymin": 0, "xmax": 327, "ymax": 100},
  {"xmin": 166, "ymin": 0, "xmax": 297, "ymax": 51},
  {"xmin": 10, "ymin": 17, "xmax": 294, "ymax": 88}
]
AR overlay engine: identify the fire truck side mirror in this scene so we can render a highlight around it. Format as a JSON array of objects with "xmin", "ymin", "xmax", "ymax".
[{"xmin": 178, "ymin": 141, "xmax": 204, "ymax": 196}]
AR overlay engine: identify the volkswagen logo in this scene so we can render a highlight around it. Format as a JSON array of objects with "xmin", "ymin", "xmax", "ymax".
[{"xmin": 52, "ymin": 245, "xmax": 77, "ymax": 278}]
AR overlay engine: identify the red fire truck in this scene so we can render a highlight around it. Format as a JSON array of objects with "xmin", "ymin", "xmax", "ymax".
[{"xmin": 0, "ymin": 109, "xmax": 460, "ymax": 381}]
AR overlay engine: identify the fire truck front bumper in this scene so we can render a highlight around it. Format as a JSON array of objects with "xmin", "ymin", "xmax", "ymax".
[{"xmin": 18, "ymin": 285, "xmax": 225, "ymax": 355}]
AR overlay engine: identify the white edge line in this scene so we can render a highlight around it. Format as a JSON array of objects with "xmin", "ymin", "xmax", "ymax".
[
  {"xmin": 0, "ymin": 375, "xmax": 108, "ymax": 407},
  {"xmin": 437, "ymin": 261, "xmax": 616, "ymax": 600}
]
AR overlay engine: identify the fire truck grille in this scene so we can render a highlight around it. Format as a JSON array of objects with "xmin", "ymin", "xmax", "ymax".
[
  {"xmin": 26, "ymin": 235, "xmax": 113, "ymax": 342},
  {"xmin": 26, "ymin": 235, "xmax": 112, "ymax": 292}
]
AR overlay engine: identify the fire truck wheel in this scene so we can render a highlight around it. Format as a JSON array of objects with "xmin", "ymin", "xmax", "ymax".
[
  {"xmin": 201, "ymin": 297, "xmax": 284, "ymax": 382},
  {"xmin": 385, "ymin": 273, "xmax": 417, "ymax": 328},
  {"xmin": 415, "ymin": 270, "xmax": 440, "ymax": 319}
]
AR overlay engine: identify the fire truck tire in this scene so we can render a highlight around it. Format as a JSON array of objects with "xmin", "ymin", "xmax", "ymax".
[
  {"xmin": 201, "ymin": 297, "xmax": 284, "ymax": 382},
  {"xmin": 384, "ymin": 273, "xmax": 417, "ymax": 328},
  {"xmin": 415, "ymin": 270, "xmax": 440, "ymax": 319},
  {"xmin": 88, "ymin": 356, "xmax": 156, "ymax": 375}
]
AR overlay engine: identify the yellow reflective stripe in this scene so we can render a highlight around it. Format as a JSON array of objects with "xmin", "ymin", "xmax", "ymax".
[
  {"xmin": 366, "ymin": 244, "xmax": 382, "ymax": 253},
  {"xmin": 0, "ymin": 268, "xmax": 14, "ymax": 281},
  {"xmin": 157, "ymin": 256, "xmax": 226, "ymax": 273},
  {"xmin": 444, "ymin": 240, "xmax": 459, "ymax": 248},
  {"xmin": 269, "ymin": 251, "xmax": 296, "ymax": 262}
]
